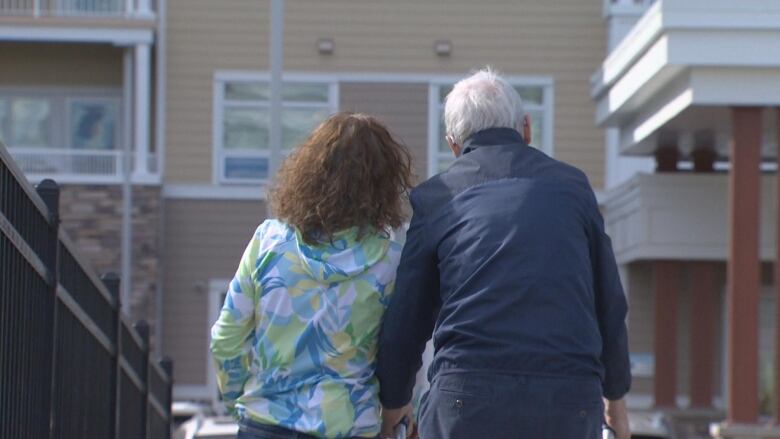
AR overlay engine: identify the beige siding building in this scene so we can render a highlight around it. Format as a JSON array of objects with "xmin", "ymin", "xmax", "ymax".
[
  {"xmin": 162, "ymin": 0, "xmax": 609, "ymax": 400},
  {"xmin": 0, "ymin": 0, "xmax": 619, "ymax": 404}
]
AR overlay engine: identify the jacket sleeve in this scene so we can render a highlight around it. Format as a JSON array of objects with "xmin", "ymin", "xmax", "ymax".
[
  {"xmin": 589, "ymin": 198, "xmax": 632, "ymax": 400},
  {"xmin": 376, "ymin": 190, "xmax": 441, "ymax": 408},
  {"xmin": 209, "ymin": 235, "xmax": 260, "ymax": 415}
]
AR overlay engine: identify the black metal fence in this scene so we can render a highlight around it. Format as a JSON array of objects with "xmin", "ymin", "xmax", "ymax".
[{"xmin": 0, "ymin": 143, "xmax": 173, "ymax": 439}]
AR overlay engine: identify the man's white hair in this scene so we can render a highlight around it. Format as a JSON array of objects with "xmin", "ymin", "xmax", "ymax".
[{"xmin": 444, "ymin": 68, "xmax": 524, "ymax": 145}]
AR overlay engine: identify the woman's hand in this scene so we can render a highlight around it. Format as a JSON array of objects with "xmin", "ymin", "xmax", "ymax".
[
  {"xmin": 604, "ymin": 398, "xmax": 630, "ymax": 439},
  {"xmin": 380, "ymin": 403, "xmax": 415, "ymax": 439}
]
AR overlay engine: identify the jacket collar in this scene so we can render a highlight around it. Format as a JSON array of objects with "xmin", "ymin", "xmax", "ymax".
[{"xmin": 462, "ymin": 128, "xmax": 527, "ymax": 154}]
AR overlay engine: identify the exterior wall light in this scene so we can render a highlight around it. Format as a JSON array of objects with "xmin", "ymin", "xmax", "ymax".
[
  {"xmin": 317, "ymin": 38, "xmax": 335, "ymax": 55},
  {"xmin": 434, "ymin": 40, "xmax": 452, "ymax": 57}
]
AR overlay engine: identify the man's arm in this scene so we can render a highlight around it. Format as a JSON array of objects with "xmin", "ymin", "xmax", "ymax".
[
  {"xmin": 210, "ymin": 235, "xmax": 259, "ymax": 415},
  {"xmin": 604, "ymin": 398, "xmax": 630, "ymax": 439},
  {"xmin": 376, "ymin": 191, "xmax": 440, "ymax": 409},
  {"xmin": 589, "ymin": 200, "xmax": 631, "ymax": 401}
]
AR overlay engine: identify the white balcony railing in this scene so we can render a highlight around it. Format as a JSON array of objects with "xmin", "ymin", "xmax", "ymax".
[
  {"xmin": 0, "ymin": 0, "xmax": 152, "ymax": 17},
  {"xmin": 8, "ymin": 147, "xmax": 157, "ymax": 183},
  {"xmin": 605, "ymin": 0, "xmax": 655, "ymax": 16},
  {"xmin": 604, "ymin": 0, "xmax": 656, "ymax": 49}
]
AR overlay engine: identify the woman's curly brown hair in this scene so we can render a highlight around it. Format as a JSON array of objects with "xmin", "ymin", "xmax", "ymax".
[{"xmin": 270, "ymin": 112, "xmax": 414, "ymax": 245}]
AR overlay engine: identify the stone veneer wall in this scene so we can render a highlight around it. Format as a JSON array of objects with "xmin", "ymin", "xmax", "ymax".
[{"xmin": 58, "ymin": 185, "xmax": 161, "ymax": 333}]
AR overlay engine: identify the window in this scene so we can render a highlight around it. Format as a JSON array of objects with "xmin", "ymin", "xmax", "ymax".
[
  {"xmin": 215, "ymin": 78, "xmax": 338, "ymax": 184},
  {"xmin": 427, "ymin": 80, "xmax": 554, "ymax": 177}
]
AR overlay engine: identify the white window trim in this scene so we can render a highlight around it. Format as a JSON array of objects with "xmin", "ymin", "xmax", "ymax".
[
  {"xmin": 426, "ymin": 78, "xmax": 555, "ymax": 178},
  {"xmin": 212, "ymin": 73, "xmax": 339, "ymax": 186},
  {"xmin": 216, "ymin": 70, "xmax": 554, "ymax": 86}
]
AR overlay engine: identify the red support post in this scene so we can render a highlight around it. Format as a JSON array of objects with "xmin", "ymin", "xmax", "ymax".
[
  {"xmin": 775, "ymin": 108, "xmax": 780, "ymax": 425},
  {"xmin": 654, "ymin": 260, "xmax": 679, "ymax": 408},
  {"xmin": 689, "ymin": 261, "xmax": 716, "ymax": 408},
  {"xmin": 727, "ymin": 106, "xmax": 762, "ymax": 424}
]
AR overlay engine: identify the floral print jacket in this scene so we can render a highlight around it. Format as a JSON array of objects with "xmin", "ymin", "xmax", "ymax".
[{"xmin": 210, "ymin": 220, "xmax": 404, "ymax": 438}]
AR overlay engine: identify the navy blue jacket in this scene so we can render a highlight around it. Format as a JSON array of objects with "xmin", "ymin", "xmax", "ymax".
[{"xmin": 376, "ymin": 128, "xmax": 631, "ymax": 408}]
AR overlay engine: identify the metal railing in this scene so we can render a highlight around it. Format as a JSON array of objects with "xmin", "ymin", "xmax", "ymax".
[
  {"xmin": 11, "ymin": 147, "xmax": 124, "ymax": 176},
  {"xmin": 0, "ymin": 141, "xmax": 172, "ymax": 439},
  {"xmin": 0, "ymin": 0, "xmax": 153, "ymax": 17}
]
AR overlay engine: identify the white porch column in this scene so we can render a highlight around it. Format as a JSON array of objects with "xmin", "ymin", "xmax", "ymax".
[{"xmin": 133, "ymin": 43, "xmax": 151, "ymax": 176}]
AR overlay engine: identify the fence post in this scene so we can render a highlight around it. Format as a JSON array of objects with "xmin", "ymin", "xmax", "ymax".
[
  {"xmin": 35, "ymin": 179, "xmax": 59, "ymax": 439},
  {"xmin": 35, "ymin": 179, "xmax": 60, "ymax": 275},
  {"xmin": 102, "ymin": 273, "xmax": 121, "ymax": 439},
  {"xmin": 135, "ymin": 320, "xmax": 150, "ymax": 439},
  {"xmin": 35, "ymin": 179, "xmax": 60, "ymax": 218},
  {"xmin": 159, "ymin": 357, "xmax": 173, "ymax": 439}
]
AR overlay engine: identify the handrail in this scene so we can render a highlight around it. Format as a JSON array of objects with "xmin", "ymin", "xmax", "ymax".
[{"xmin": 0, "ymin": 142, "xmax": 52, "ymax": 221}]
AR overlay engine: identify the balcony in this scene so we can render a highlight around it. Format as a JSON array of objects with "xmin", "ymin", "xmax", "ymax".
[
  {"xmin": 0, "ymin": 0, "xmax": 153, "ymax": 18},
  {"xmin": 1, "ymin": 83, "xmax": 158, "ymax": 184},
  {"xmin": 604, "ymin": 172, "xmax": 776, "ymax": 264}
]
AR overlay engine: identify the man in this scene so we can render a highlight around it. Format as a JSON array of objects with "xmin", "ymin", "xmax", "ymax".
[{"xmin": 376, "ymin": 69, "xmax": 631, "ymax": 439}]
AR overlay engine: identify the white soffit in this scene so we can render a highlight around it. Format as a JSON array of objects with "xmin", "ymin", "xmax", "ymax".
[{"xmin": 593, "ymin": 0, "xmax": 780, "ymax": 129}]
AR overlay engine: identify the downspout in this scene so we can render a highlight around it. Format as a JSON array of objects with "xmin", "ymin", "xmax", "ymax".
[
  {"xmin": 154, "ymin": 0, "xmax": 168, "ymax": 353},
  {"xmin": 121, "ymin": 49, "xmax": 133, "ymax": 317},
  {"xmin": 268, "ymin": 0, "xmax": 285, "ymax": 178}
]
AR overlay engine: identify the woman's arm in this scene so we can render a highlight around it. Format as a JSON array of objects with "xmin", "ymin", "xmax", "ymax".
[{"xmin": 210, "ymin": 235, "xmax": 260, "ymax": 415}]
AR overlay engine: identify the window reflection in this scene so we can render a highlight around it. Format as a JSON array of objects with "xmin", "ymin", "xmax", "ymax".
[
  {"xmin": 70, "ymin": 101, "xmax": 117, "ymax": 150},
  {"xmin": 224, "ymin": 108, "xmax": 269, "ymax": 150},
  {"xmin": 11, "ymin": 99, "xmax": 50, "ymax": 147}
]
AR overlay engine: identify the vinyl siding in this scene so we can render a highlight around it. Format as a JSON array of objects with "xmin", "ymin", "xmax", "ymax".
[
  {"xmin": 0, "ymin": 42, "xmax": 122, "ymax": 86},
  {"xmin": 339, "ymin": 83, "xmax": 429, "ymax": 182},
  {"xmin": 161, "ymin": 198, "xmax": 267, "ymax": 385},
  {"xmin": 165, "ymin": 0, "xmax": 606, "ymax": 188},
  {"xmin": 165, "ymin": 0, "xmax": 269, "ymax": 183}
]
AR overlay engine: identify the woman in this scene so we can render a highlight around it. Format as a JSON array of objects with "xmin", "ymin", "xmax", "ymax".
[{"xmin": 210, "ymin": 113, "xmax": 414, "ymax": 439}]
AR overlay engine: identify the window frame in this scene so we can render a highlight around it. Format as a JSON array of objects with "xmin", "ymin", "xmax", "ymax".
[
  {"xmin": 213, "ymin": 73, "xmax": 339, "ymax": 185},
  {"xmin": 426, "ymin": 77, "xmax": 554, "ymax": 177}
]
